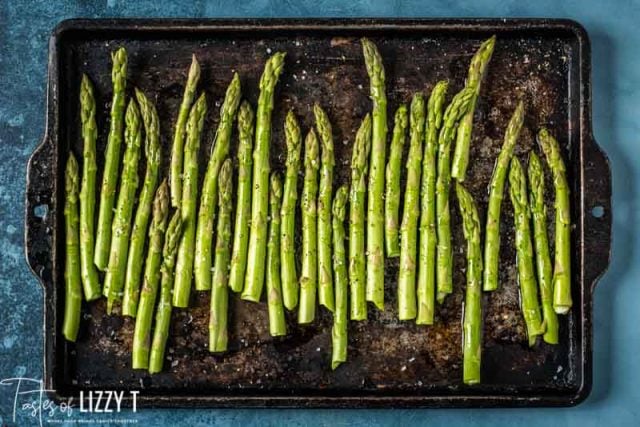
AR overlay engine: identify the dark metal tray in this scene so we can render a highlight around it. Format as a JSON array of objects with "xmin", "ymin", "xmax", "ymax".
[{"xmin": 25, "ymin": 18, "xmax": 611, "ymax": 408}]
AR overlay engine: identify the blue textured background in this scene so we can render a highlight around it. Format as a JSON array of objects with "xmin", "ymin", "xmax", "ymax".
[{"xmin": 0, "ymin": 0, "xmax": 637, "ymax": 425}]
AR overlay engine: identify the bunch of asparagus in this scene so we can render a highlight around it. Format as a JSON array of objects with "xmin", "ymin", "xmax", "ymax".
[{"xmin": 62, "ymin": 36, "xmax": 573, "ymax": 383}]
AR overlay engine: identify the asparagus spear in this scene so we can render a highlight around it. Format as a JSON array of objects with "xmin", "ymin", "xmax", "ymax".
[
  {"xmin": 78, "ymin": 74, "xmax": 101, "ymax": 301},
  {"xmin": 451, "ymin": 36, "xmax": 497, "ymax": 181},
  {"xmin": 509, "ymin": 157, "xmax": 545, "ymax": 346},
  {"xmin": 209, "ymin": 159, "xmax": 233, "ymax": 352},
  {"xmin": 170, "ymin": 55, "xmax": 201, "ymax": 207},
  {"xmin": 172, "ymin": 94, "xmax": 207, "ymax": 308},
  {"xmin": 298, "ymin": 130, "xmax": 320, "ymax": 324},
  {"xmin": 148, "ymin": 211, "xmax": 183, "ymax": 374},
  {"xmin": 95, "ymin": 47, "xmax": 127, "ymax": 272},
  {"xmin": 280, "ymin": 110, "xmax": 302, "ymax": 310},
  {"xmin": 195, "ymin": 73, "xmax": 241, "ymax": 292},
  {"xmin": 104, "ymin": 100, "xmax": 143, "ymax": 313},
  {"xmin": 417, "ymin": 81, "xmax": 448, "ymax": 325},
  {"xmin": 398, "ymin": 93, "xmax": 425, "ymax": 320},
  {"xmin": 349, "ymin": 114, "xmax": 372, "ymax": 321},
  {"xmin": 331, "ymin": 185, "xmax": 349, "ymax": 369},
  {"xmin": 228, "ymin": 102, "xmax": 255, "ymax": 293},
  {"xmin": 362, "ymin": 38, "xmax": 388, "ymax": 311},
  {"xmin": 483, "ymin": 101, "xmax": 525, "ymax": 292},
  {"xmin": 266, "ymin": 173, "xmax": 286, "ymax": 336},
  {"xmin": 455, "ymin": 183, "xmax": 483, "ymax": 385},
  {"xmin": 63, "ymin": 154, "xmax": 82, "ymax": 342},
  {"xmin": 122, "ymin": 88, "xmax": 161, "ymax": 317},
  {"xmin": 528, "ymin": 152, "xmax": 559, "ymax": 344},
  {"xmin": 435, "ymin": 87, "xmax": 475, "ymax": 303},
  {"xmin": 314, "ymin": 104, "xmax": 335, "ymax": 312},
  {"xmin": 384, "ymin": 104, "xmax": 408, "ymax": 258},
  {"xmin": 538, "ymin": 128, "xmax": 572, "ymax": 315},
  {"xmin": 132, "ymin": 181, "xmax": 169, "ymax": 369},
  {"xmin": 242, "ymin": 52, "xmax": 286, "ymax": 302}
]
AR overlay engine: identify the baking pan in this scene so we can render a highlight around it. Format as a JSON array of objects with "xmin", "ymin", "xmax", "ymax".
[{"xmin": 25, "ymin": 18, "xmax": 611, "ymax": 408}]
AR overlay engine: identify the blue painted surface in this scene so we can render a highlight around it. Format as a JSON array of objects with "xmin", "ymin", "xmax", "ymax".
[{"xmin": 0, "ymin": 0, "xmax": 637, "ymax": 425}]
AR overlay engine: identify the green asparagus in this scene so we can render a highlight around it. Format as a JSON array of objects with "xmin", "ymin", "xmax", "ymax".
[
  {"xmin": 195, "ymin": 73, "xmax": 241, "ymax": 292},
  {"xmin": 266, "ymin": 173, "xmax": 286, "ymax": 336},
  {"xmin": 398, "ymin": 93, "xmax": 425, "ymax": 320},
  {"xmin": 528, "ymin": 152, "xmax": 559, "ymax": 344},
  {"xmin": 314, "ymin": 103, "xmax": 335, "ymax": 312},
  {"xmin": 298, "ymin": 129, "xmax": 320, "ymax": 324},
  {"xmin": 331, "ymin": 185, "xmax": 349, "ymax": 369},
  {"xmin": 538, "ymin": 128, "xmax": 572, "ymax": 315},
  {"xmin": 242, "ymin": 52, "xmax": 286, "ymax": 302},
  {"xmin": 132, "ymin": 181, "xmax": 169, "ymax": 369},
  {"xmin": 63, "ymin": 153, "xmax": 82, "ymax": 342},
  {"xmin": 122, "ymin": 88, "xmax": 161, "ymax": 317},
  {"xmin": 95, "ymin": 47, "xmax": 127, "ymax": 272},
  {"xmin": 509, "ymin": 157, "xmax": 545, "ymax": 346},
  {"xmin": 385, "ymin": 104, "xmax": 408, "ymax": 258},
  {"xmin": 280, "ymin": 110, "xmax": 302, "ymax": 310},
  {"xmin": 455, "ymin": 183, "xmax": 483, "ymax": 385},
  {"xmin": 451, "ymin": 36, "xmax": 497, "ymax": 181},
  {"xmin": 148, "ymin": 211, "xmax": 183, "ymax": 374},
  {"xmin": 417, "ymin": 81, "xmax": 448, "ymax": 325},
  {"xmin": 362, "ymin": 38, "xmax": 388, "ymax": 311},
  {"xmin": 349, "ymin": 114, "xmax": 372, "ymax": 321},
  {"xmin": 78, "ymin": 74, "xmax": 101, "ymax": 301},
  {"xmin": 170, "ymin": 55, "xmax": 201, "ymax": 207},
  {"xmin": 104, "ymin": 100, "xmax": 143, "ymax": 313},
  {"xmin": 172, "ymin": 93, "xmax": 207, "ymax": 308},
  {"xmin": 435, "ymin": 86, "xmax": 475, "ymax": 303},
  {"xmin": 483, "ymin": 101, "xmax": 525, "ymax": 292},
  {"xmin": 209, "ymin": 159, "xmax": 233, "ymax": 352},
  {"xmin": 228, "ymin": 101, "xmax": 256, "ymax": 293}
]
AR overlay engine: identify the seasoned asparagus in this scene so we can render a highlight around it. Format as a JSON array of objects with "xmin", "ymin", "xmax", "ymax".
[
  {"xmin": 331, "ymin": 185, "xmax": 349, "ymax": 369},
  {"xmin": 451, "ymin": 36, "xmax": 497, "ymax": 181},
  {"xmin": 63, "ymin": 154, "xmax": 82, "ymax": 342},
  {"xmin": 455, "ymin": 183, "xmax": 483, "ymax": 385},
  {"xmin": 172, "ymin": 94, "xmax": 207, "ymax": 308},
  {"xmin": 228, "ymin": 101, "xmax": 255, "ymax": 293},
  {"xmin": 209, "ymin": 159, "xmax": 233, "ymax": 352},
  {"xmin": 95, "ymin": 47, "xmax": 127, "ymax": 272},
  {"xmin": 398, "ymin": 93, "xmax": 425, "ymax": 320},
  {"xmin": 242, "ymin": 52, "xmax": 286, "ymax": 302},
  {"xmin": 170, "ymin": 55, "xmax": 200, "ymax": 207},
  {"xmin": 132, "ymin": 181, "xmax": 169, "ymax": 369},
  {"xmin": 104, "ymin": 100, "xmax": 143, "ymax": 313},
  {"xmin": 280, "ymin": 110, "xmax": 302, "ymax": 310},
  {"xmin": 362, "ymin": 38, "xmax": 388, "ymax": 311},
  {"xmin": 266, "ymin": 173, "xmax": 286, "ymax": 336},
  {"xmin": 298, "ymin": 130, "xmax": 320, "ymax": 324},
  {"xmin": 509, "ymin": 157, "xmax": 545, "ymax": 346},
  {"xmin": 538, "ymin": 128, "xmax": 572, "ymax": 315},
  {"xmin": 435, "ymin": 87, "xmax": 475, "ymax": 303},
  {"xmin": 385, "ymin": 104, "xmax": 408, "ymax": 257},
  {"xmin": 483, "ymin": 101, "xmax": 524, "ymax": 292},
  {"xmin": 78, "ymin": 74, "xmax": 101, "ymax": 301},
  {"xmin": 417, "ymin": 81, "xmax": 448, "ymax": 325},
  {"xmin": 528, "ymin": 152, "xmax": 559, "ymax": 344},
  {"xmin": 122, "ymin": 88, "xmax": 161, "ymax": 317},
  {"xmin": 349, "ymin": 114, "xmax": 372, "ymax": 321},
  {"xmin": 148, "ymin": 211, "xmax": 183, "ymax": 374},
  {"xmin": 314, "ymin": 104, "xmax": 335, "ymax": 312},
  {"xmin": 195, "ymin": 73, "xmax": 241, "ymax": 292}
]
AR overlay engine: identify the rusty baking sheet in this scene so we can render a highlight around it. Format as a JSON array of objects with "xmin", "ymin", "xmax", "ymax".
[{"xmin": 25, "ymin": 18, "xmax": 611, "ymax": 408}]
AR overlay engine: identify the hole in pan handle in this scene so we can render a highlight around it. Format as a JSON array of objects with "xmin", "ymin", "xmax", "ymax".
[
  {"xmin": 25, "ymin": 134, "xmax": 56, "ymax": 289},
  {"xmin": 582, "ymin": 135, "xmax": 612, "ymax": 293}
]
